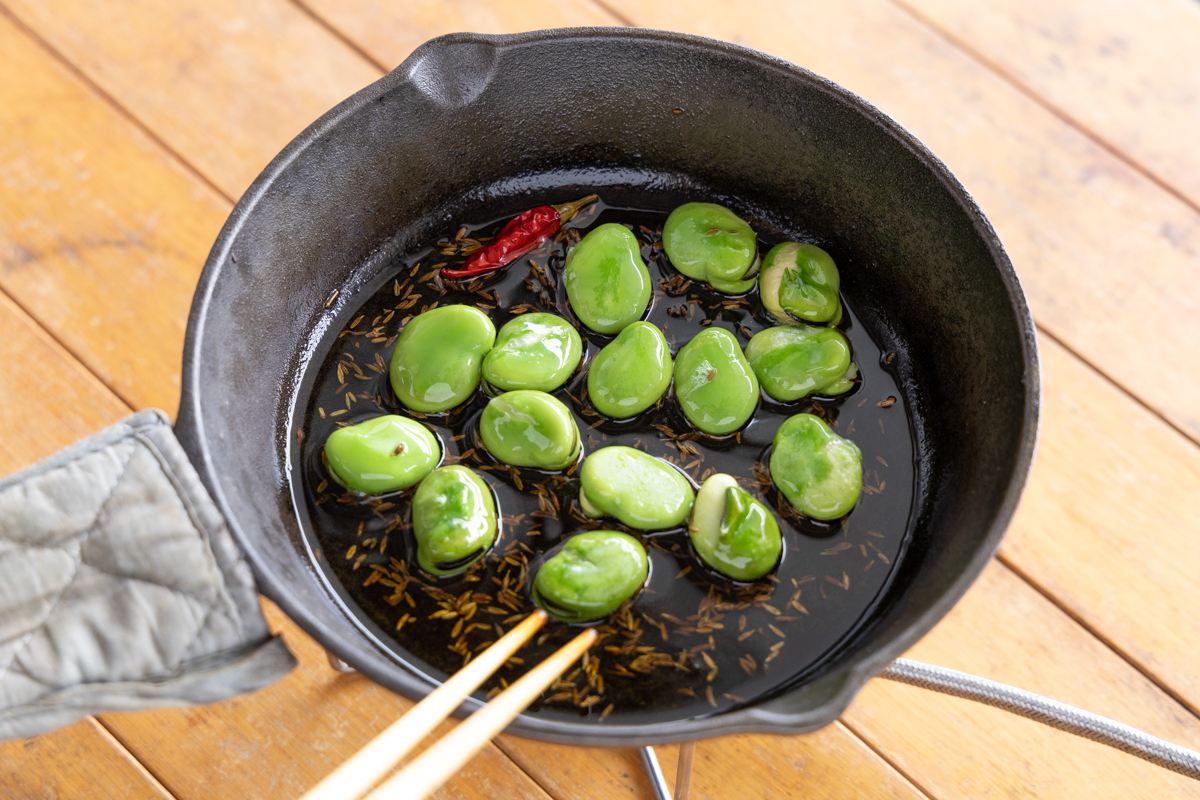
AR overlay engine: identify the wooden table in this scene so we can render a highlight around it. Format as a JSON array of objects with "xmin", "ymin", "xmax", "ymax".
[{"xmin": 2, "ymin": 1, "xmax": 1199, "ymax": 797}]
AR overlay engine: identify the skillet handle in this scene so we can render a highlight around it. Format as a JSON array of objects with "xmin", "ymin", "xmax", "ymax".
[{"xmin": 0, "ymin": 409, "xmax": 295, "ymax": 742}]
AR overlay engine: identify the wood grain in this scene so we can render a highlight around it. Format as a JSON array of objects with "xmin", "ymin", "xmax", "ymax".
[
  {"xmin": 844, "ymin": 560, "xmax": 1200, "ymax": 799},
  {"xmin": 97, "ymin": 600, "xmax": 553, "ymax": 800},
  {"xmin": 601, "ymin": 0, "xmax": 1200, "ymax": 444},
  {"xmin": 0, "ymin": 14, "xmax": 228, "ymax": 415},
  {"xmin": 0, "ymin": 291, "xmax": 129, "ymax": 476},
  {"xmin": 0, "ymin": 718, "xmax": 175, "ymax": 800},
  {"xmin": 299, "ymin": 0, "xmax": 620, "ymax": 71},
  {"xmin": 4, "ymin": 1, "xmax": 1200, "ymax": 798},
  {"xmin": 1002, "ymin": 335, "xmax": 1200, "ymax": 713},
  {"xmin": 2, "ymin": 0, "xmax": 381, "ymax": 200},
  {"xmin": 896, "ymin": 0, "xmax": 1200, "ymax": 210},
  {"xmin": 0, "ymin": 297, "xmax": 167, "ymax": 799},
  {"xmin": 497, "ymin": 721, "xmax": 930, "ymax": 800}
]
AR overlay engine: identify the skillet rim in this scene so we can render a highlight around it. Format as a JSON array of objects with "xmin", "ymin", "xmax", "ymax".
[{"xmin": 176, "ymin": 26, "xmax": 1041, "ymax": 745}]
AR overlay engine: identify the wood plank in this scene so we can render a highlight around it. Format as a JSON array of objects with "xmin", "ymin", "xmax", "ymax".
[
  {"xmin": 300, "ymin": 0, "xmax": 621, "ymax": 71},
  {"xmin": 497, "ymin": 721, "xmax": 930, "ymax": 800},
  {"xmin": 0, "ymin": 718, "xmax": 174, "ymax": 800},
  {"xmin": 844, "ymin": 560, "xmax": 1200, "ymax": 799},
  {"xmin": 599, "ymin": 0, "xmax": 1200, "ymax": 445},
  {"xmin": 0, "ymin": 296, "xmax": 169, "ymax": 799},
  {"xmin": 1, "ymin": 0, "xmax": 381, "ymax": 201},
  {"xmin": 9, "ymin": 3, "xmax": 1200, "ymax": 796},
  {"xmin": 0, "ymin": 14, "xmax": 228, "ymax": 415},
  {"xmin": 1001, "ymin": 335, "xmax": 1200, "ymax": 713},
  {"xmin": 99, "ymin": 600, "xmax": 552, "ymax": 800},
  {"xmin": 0, "ymin": 291, "xmax": 129, "ymax": 476},
  {"xmin": 896, "ymin": 0, "xmax": 1200, "ymax": 210}
]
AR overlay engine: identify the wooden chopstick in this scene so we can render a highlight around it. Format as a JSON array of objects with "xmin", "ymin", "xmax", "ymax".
[
  {"xmin": 299, "ymin": 609, "xmax": 549, "ymax": 800},
  {"xmin": 674, "ymin": 741, "xmax": 696, "ymax": 800},
  {"xmin": 363, "ymin": 627, "xmax": 599, "ymax": 800}
]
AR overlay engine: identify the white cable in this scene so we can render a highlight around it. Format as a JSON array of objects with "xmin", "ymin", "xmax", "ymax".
[{"xmin": 880, "ymin": 658, "xmax": 1200, "ymax": 781}]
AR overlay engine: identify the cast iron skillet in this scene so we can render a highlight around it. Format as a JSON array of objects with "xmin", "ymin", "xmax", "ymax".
[{"xmin": 174, "ymin": 28, "xmax": 1039, "ymax": 746}]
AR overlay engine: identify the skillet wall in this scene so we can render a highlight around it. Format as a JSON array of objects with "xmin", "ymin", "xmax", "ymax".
[{"xmin": 177, "ymin": 29, "xmax": 1037, "ymax": 744}]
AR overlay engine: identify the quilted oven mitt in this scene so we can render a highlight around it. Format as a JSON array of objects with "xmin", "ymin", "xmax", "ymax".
[{"xmin": 0, "ymin": 409, "xmax": 295, "ymax": 740}]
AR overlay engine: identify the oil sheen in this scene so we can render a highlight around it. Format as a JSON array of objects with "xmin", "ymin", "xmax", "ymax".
[{"xmin": 296, "ymin": 200, "xmax": 915, "ymax": 725}]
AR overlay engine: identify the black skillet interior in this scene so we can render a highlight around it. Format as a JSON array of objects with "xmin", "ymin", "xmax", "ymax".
[{"xmin": 175, "ymin": 28, "xmax": 1038, "ymax": 746}]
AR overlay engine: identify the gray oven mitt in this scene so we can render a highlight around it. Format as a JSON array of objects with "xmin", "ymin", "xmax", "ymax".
[{"xmin": 0, "ymin": 409, "xmax": 296, "ymax": 740}]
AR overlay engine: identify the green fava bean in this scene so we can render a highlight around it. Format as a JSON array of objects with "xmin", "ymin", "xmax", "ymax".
[
  {"xmin": 482, "ymin": 313, "xmax": 582, "ymax": 392},
  {"xmin": 533, "ymin": 530, "xmax": 649, "ymax": 622},
  {"xmin": 564, "ymin": 223, "xmax": 652, "ymax": 335},
  {"xmin": 479, "ymin": 390, "xmax": 581, "ymax": 470},
  {"xmin": 662, "ymin": 203, "xmax": 759, "ymax": 292},
  {"xmin": 411, "ymin": 465, "xmax": 497, "ymax": 576},
  {"xmin": 758, "ymin": 243, "xmax": 841, "ymax": 325},
  {"xmin": 689, "ymin": 474, "xmax": 781, "ymax": 581},
  {"xmin": 770, "ymin": 413, "xmax": 862, "ymax": 520},
  {"xmin": 324, "ymin": 415, "xmax": 440, "ymax": 494},
  {"xmin": 673, "ymin": 327, "xmax": 759, "ymax": 435},
  {"xmin": 587, "ymin": 322, "xmax": 673, "ymax": 418},
  {"xmin": 389, "ymin": 305, "xmax": 496, "ymax": 413},
  {"xmin": 745, "ymin": 326, "xmax": 858, "ymax": 401},
  {"xmin": 578, "ymin": 446, "xmax": 695, "ymax": 530}
]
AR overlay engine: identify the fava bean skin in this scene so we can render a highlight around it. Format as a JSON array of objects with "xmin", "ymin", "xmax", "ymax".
[
  {"xmin": 758, "ymin": 243, "xmax": 841, "ymax": 326},
  {"xmin": 587, "ymin": 322, "xmax": 673, "ymax": 418},
  {"xmin": 770, "ymin": 413, "xmax": 862, "ymax": 520},
  {"xmin": 482, "ymin": 313, "xmax": 582, "ymax": 392},
  {"xmin": 662, "ymin": 203, "xmax": 759, "ymax": 293},
  {"xmin": 564, "ymin": 223, "xmax": 652, "ymax": 335},
  {"xmin": 673, "ymin": 327, "xmax": 759, "ymax": 435},
  {"xmin": 479, "ymin": 390, "xmax": 581, "ymax": 470},
  {"xmin": 689, "ymin": 473, "xmax": 781, "ymax": 581},
  {"xmin": 579, "ymin": 446, "xmax": 695, "ymax": 530},
  {"xmin": 324, "ymin": 415, "xmax": 441, "ymax": 495},
  {"xmin": 533, "ymin": 530, "xmax": 649, "ymax": 623},
  {"xmin": 411, "ymin": 465, "xmax": 497, "ymax": 576},
  {"xmin": 745, "ymin": 326, "xmax": 857, "ymax": 401},
  {"xmin": 389, "ymin": 305, "xmax": 496, "ymax": 413}
]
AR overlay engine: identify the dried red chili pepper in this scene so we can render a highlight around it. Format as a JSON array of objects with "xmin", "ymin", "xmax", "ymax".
[{"xmin": 441, "ymin": 194, "xmax": 598, "ymax": 280}]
